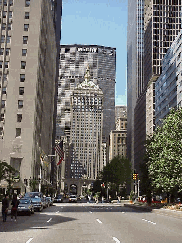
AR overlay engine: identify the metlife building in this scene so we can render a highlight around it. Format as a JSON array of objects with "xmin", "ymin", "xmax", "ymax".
[{"xmin": 57, "ymin": 44, "xmax": 116, "ymax": 162}]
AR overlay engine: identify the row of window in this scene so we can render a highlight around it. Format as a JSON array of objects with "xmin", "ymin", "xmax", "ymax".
[{"xmin": 0, "ymin": 0, "xmax": 13, "ymax": 6}]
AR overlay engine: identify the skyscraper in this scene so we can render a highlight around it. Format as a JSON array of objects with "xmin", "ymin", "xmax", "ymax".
[
  {"xmin": 57, "ymin": 44, "xmax": 116, "ymax": 164},
  {"xmin": 127, "ymin": 0, "xmax": 144, "ymax": 169},
  {"xmin": 128, "ymin": 0, "xmax": 182, "ymax": 182},
  {"xmin": 69, "ymin": 66, "xmax": 103, "ymax": 180},
  {"xmin": 0, "ymin": 0, "xmax": 62, "ymax": 194}
]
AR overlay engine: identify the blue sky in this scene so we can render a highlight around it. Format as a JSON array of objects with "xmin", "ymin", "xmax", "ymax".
[{"xmin": 61, "ymin": 0, "xmax": 128, "ymax": 106}]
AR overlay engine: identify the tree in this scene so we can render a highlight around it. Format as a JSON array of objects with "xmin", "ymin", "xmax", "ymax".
[
  {"xmin": 145, "ymin": 107, "xmax": 182, "ymax": 202},
  {"xmin": 100, "ymin": 156, "xmax": 132, "ymax": 195},
  {"xmin": 0, "ymin": 160, "xmax": 18, "ymax": 197}
]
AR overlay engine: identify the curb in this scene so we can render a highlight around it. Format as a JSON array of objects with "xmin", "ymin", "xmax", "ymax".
[{"xmin": 124, "ymin": 204, "xmax": 152, "ymax": 212}]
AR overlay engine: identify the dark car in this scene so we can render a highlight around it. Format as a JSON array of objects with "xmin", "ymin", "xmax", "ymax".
[
  {"xmin": 17, "ymin": 198, "xmax": 34, "ymax": 216},
  {"xmin": 31, "ymin": 196, "xmax": 43, "ymax": 212},
  {"xmin": 54, "ymin": 194, "xmax": 63, "ymax": 203}
]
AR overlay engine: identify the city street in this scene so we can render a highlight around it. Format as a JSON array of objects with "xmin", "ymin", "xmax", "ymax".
[{"xmin": 0, "ymin": 203, "xmax": 182, "ymax": 243}]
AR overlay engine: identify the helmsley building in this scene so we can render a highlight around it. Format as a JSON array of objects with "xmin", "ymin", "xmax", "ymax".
[{"xmin": 57, "ymin": 45, "xmax": 116, "ymax": 194}]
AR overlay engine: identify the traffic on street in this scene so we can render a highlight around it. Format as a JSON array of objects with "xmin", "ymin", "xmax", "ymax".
[{"xmin": 1, "ymin": 195, "xmax": 182, "ymax": 243}]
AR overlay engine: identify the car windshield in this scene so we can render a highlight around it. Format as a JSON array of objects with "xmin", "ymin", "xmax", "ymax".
[
  {"xmin": 24, "ymin": 192, "xmax": 42, "ymax": 198},
  {"xmin": 19, "ymin": 199, "xmax": 30, "ymax": 204},
  {"xmin": 31, "ymin": 198, "xmax": 41, "ymax": 202}
]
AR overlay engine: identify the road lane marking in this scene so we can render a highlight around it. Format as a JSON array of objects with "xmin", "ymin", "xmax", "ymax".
[
  {"xmin": 47, "ymin": 218, "xmax": 52, "ymax": 223},
  {"xmin": 26, "ymin": 238, "xmax": 33, "ymax": 243},
  {"xmin": 89, "ymin": 211, "xmax": 92, "ymax": 213},
  {"xmin": 122, "ymin": 212, "xmax": 125, "ymax": 214},
  {"xmin": 113, "ymin": 236, "xmax": 121, "ymax": 243},
  {"xmin": 142, "ymin": 218, "xmax": 156, "ymax": 225},
  {"xmin": 96, "ymin": 219, "xmax": 102, "ymax": 224}
]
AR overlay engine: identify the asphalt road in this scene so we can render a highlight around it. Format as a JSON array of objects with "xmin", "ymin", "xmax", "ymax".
[{"xmin": 0, "ymin": 203, "xmax": 182, "ymax": 243}]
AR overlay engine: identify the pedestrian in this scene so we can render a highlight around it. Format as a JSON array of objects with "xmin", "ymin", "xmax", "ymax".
[
  {"xmin": 11, "ymin": 194, "xmax": 19, "ymax": 222},
  {"xmin": 2, "ymin": 194, "xmax": 9, "ymax": 222}
]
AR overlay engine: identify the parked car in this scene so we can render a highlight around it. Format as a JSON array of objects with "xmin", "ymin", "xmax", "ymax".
[
  {"xmin": 46, "ymin": 197, "xmax": 53, "ymax": 206},
  {"xmin": 69, "ymin": 195, "xmax": 77, "ymax": 203},
  {"xmin": 17, "ymin": 198, "xmax": 34, "ymax": 216},
  {"xmin": 54, "ymin": 194, "xmax": 63, "ymax": 203},
  {"xmin": 31, "ymin": 196, "xmax": 43, "ymax": 212}
]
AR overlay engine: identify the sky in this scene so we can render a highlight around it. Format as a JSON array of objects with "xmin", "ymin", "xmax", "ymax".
[{"xmin": 61, "ymin": 0, "xmax": 128, "ymax": 106}]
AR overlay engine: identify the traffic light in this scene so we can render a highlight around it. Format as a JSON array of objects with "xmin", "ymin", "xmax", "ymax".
[{"xmin": 133, "ymin": 174, "xmax": 136, "ymax": 180}]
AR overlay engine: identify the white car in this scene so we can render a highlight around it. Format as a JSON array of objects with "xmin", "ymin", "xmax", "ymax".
[{"xmin": 69, "ymin": 195, "xmax": 77, "ymax": 203}]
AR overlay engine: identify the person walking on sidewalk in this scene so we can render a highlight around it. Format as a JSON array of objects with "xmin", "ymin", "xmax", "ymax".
[
  {"xmin": 11, "ymin": 194, "xmax": 19, "ymax": 222},
  {"xmin": 2, "ymin": 194, "xmax": 9, "ymax": 222}
]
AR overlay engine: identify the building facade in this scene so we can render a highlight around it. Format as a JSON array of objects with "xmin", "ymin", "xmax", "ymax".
[
  {"xmin": 57, "ymin": 44, "xmax": 116, "ymax": 165},
  {"xmin": 127, "ymin": 0, "xmax": 144, "ymax": 170},
  {"xmin": 0, "ymin": 0, "xmax": 61, "ymax": 194},
  {"xmin": 155, "ymin": 30, "xmax": 182, "ymax": 126},
  {"xmin": 109, "ymin": 106, "xmax": 127, "ymax": 161},
  {"xmin": 131, "ymin": 0, "xmax": 182, "ymax": 178},
  {"xmin": 69, "ymin": 67, "xmax": 103, "ymax": 180}
]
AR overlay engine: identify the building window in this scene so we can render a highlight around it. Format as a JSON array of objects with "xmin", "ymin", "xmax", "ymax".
[
  {"xmin": 0, "ymin": 113, "xmax": 4, "ymax": 122},
  {"xmin": 3, "ymin": 11, "xmax": 6, "ymax": 18},
  {"xmin": 2, "ymin": 87, "xmax": 6, "ymax": 94},
  {"xmin": 20, "ymin": 74, "xmax": 25, "ymax": 82},
  {"xmin": 7, "ymin": 36, "xmax": 11, "ymax": 43},
  {"xmin": 21, "ymin": 61, "xmax": 26, "ymax": 69},
  {"xmin": 7, "ymin": 23, "xmax": 11, "ymax": 30},
  {"xmin": 0, "ymin": 127, "xmax": 3, "ymax": 136},
  {"xmin": 2, "ymin": 23, "xmax": 6, "ymax": 30},
  {"xmin": 1, "ymin": 100, "xmax": 5, "ymax": 108},
  {"xmin": 8, "ymin": 11, "xmax": 12, "ymax": 19},
  {"xmin": 4, "ymin": 61, "xmax": 8, "ymax": 68},
  {"xmin": 23, "ymin": 36, "xmax": 28, "ymax": 44},
  {"xmin": 9, "ymin": 0, "xmax": 13, "ymax": 6},
  {"xmin": 1, "ymin": 36, "xmax": 5, "ymax": 43},
  {"xmin": 25, "ymin": 12, "xmax": 29, "ymax": 19},
  {"xmin": 0, "ymin": 61, "xmax": 3, "ymax": 68},
  {"xmin": 17, "ymin": 114, "xmax": 22, "ymax": 122},
  {"xmin": 25, "ymin": 0, "xmax": 30, "ymax": 7},
  {"xmin": 0, "ymin": 48, "xmax": 4, "ymax": 55},
  {"xmin": 5, "ymin": 48, "xmax": 10, "ymax": 55},
  {"xmin": 0, "ymin": 0, "xmax": 2, "ymax": 6},
  {"xmin": 16, "ymin": 128, "xmax": 21, "ymax": 137},
  {"xmin": 22, "ymin": 49, "xmax": 27, "ymax": 56},
  {"xmin": 18, "ymin": 100, "xmax": 23, "ymax": 109},
  {"xmin": 3, "ymin": 74, "xmax": 7, "ymax": 81},
  {"xmin": 19, "ymin": 87, "xmax": 24, "ymax": 95},
  {"xmin": 24, "ymin": 24, "xmax": 29, "ymax": 31},
  {"xmin": 3, "ymin": 0, "xmax": 7, "ymax": 6}
]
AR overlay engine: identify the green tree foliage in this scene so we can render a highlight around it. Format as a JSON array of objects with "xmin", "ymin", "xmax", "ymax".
[
  {"xmin": 0, "ymin": 161, "xmax": 17, "ymax": 181},
  {"xmin": 145, "ymin": 107, "xmax": 182, "ymax": 198},
  {"xmin": 100, "ymin": 155, "xmax": 132, "ymax": 193}
]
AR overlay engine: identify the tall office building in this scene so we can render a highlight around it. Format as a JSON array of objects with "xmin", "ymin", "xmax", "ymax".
[
  {"xmin": 128, "ymin": 0, "xmax": 182, "ymax": 179},
  {"xmin": 69, "ymin": 66, "xmax": 103, "ymax": 180},
  {"xmin": 57, "ymin": 44, "xmax": 116, "ymax": 163},
  {"xmin": 144, "ymin": 0, "xmax": 182, "ymax": 136},
  {"xmin": 0, "ymin": 0, "xmax": 61, "ymax": 194},
  {"xmin": 127, "ymin": 0, "xmax": 144, "ymax": 170}
]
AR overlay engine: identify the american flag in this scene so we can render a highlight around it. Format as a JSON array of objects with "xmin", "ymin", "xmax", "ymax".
[{"xmin": 55, "ymin": 141, "xmax": 64, "ymax": 166}]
